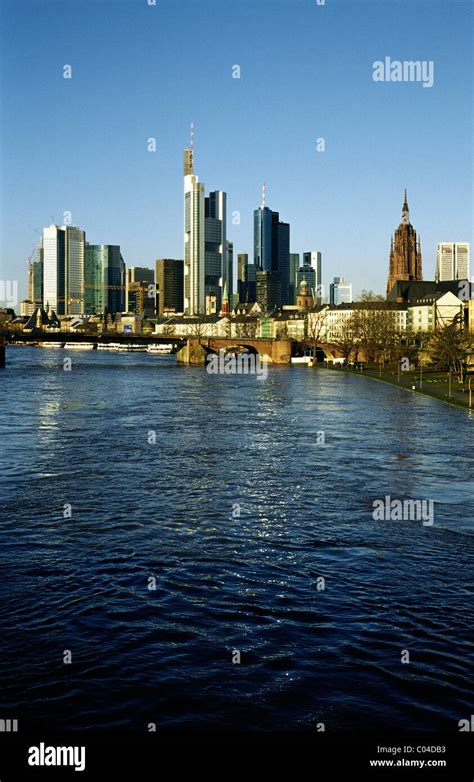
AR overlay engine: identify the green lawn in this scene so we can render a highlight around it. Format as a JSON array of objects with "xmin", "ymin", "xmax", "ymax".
[{"xmin": 321, "ymin": 364, "xmax": 473, "ymax": 410}]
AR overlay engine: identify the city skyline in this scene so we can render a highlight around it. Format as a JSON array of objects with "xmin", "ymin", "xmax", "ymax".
[
  {"xmin": 0, "ymin": 0, "xmax": 472, "ymax": 303},
  {"xmin": 19, "ymin": 183, "xmax": 471, "ymax": 318}
]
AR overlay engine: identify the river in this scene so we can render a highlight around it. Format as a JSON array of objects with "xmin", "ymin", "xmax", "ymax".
[{"xmin": 0, "ymin": 347, "xmax": 472, "ymax": 732}]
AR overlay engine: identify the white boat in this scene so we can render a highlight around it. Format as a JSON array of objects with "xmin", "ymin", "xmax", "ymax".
[
  {"xmin": 291, "ymin": 355, "xmax": 312, "ymax": 365},
  {"xmin": 64, "ymin": 342, "xmax": 96, "ymax": 350},
  {"xmin": 126, "ymin": 344, "xmax": 147, "ymax": 352},
  {"xmin": 97, "ymin": 343, "xmax": 122, "ymax": 350},
  {"xmin": 39, "ymin": 341, "xmax": 64, "ymax": 348},
  {"xmin": 291, "ymin": 350, "xmax": 314, "ymax": 365},
  {"xmin": 147, "ymin": 344, "xmax": 173, "ymax": 354}
]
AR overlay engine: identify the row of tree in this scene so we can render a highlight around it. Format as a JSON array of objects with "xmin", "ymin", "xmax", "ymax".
[{"xmin": 306, "ymin": 291, "xmax": 472, "ymax": 379}]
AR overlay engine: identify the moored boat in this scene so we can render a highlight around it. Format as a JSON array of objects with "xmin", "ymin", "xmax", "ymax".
[
  {"xmin": 63, "ymin": 342, "xmax": 96, "ymax": 350},
  {"xmin": 147, "ymin": 344, "xmax": 173, "ymax": 354}
]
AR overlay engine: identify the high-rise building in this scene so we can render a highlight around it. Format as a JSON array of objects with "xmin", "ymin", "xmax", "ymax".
[
  {"xmin": 289, "ymin": 253, "xmax": 300, "ymax": 304},
  {"xmin": 330, "ymin": 276, "xmax": 353, "ymax": 305},
  {"xmin": 84, "ymin": 244, "xmax": 125, "ymax": 315},
  {"xmin": 28, "ymin": 252, "xmax": 43, "ymax": 309},
  {"xmin": 84, "ymin": 243, "xmax": 104, "ymax": 315},
  {"xmin": 43, "ymin": 225, "xmax": 66, "ymax": 315},
  {"xmin": 42, "ymin": 225, "xmax": 66, "ymax": 314},
  {"xmin": 435, "ymin": 243, "xmax": 470, "ymax": 282},
  {"xmin": 302, "ymin": 251, "xmax": 322, "ymax": 296},
  {"xmin": 237, "ymin": 253, "xmax": 257, "ymax": 303},
  {"xmin": 126, "ymin": 268, "xmax": 154, "ymax": 306},
  {"xmin": 246, "ymin": 263, "xmax": 256, "ymax": 303},
  {"xmin": 237, "ymin": 253, "xmax": 248, "ymax": 302},
  {"xmin": 276, "ymin": 220, "xmax": 290, "ymax": 305},
  {"xmin": 296, "ymin": 265, "xmax": 316, "ymax": 296},
  {"xmin": 126, "ymin": 267, "xmax": 155, "ymax": 317},
  {"xmin": 254, "ymin": 198, "xmax": 290, "ymax": 307},
  {"xmin": 226, "ymin": 240, "xmax": 233, "ymax": 305},
  {"xmin": 65, "ymin": 226, "xmax": 86, "ymax": 315},
  {"xmin": 155, "ymin": 259, "xmax": 184, "ymax": 315},
  {"xmin": 42, "ymin": 225, "xmax": 85, "ymax": 315},
  {"xmin": 205, "ymin": 190, "xmax": 227, "ymax": 309},
  {"xmin": 386, "ymin": 191, "xmax": 422, "ymax": 297},
  {"xmin": 184, "ymin": 148, "xmax": 205, "ymax": 315},
  {"xmin": 256, "ymin": 270, "xmax": 281, "ymax": 313}
]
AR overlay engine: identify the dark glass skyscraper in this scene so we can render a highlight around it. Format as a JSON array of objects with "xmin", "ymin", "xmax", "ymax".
[
  {"xmin": 84, "ymin": 244, "xmax": 125, "ymax": 315},
  {"xmin": 155, "ymin": 259, "xmax": 184, "ymax": 315},
  {"xmin": 205, "ymin": 191, "xmax": 227, "ymax": 310},
  {"xmin": 253, "ymin": 205, "xmax": 290, "ymax": 307}
]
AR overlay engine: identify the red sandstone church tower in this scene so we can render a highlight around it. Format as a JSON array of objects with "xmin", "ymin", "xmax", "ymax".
[{"xmin": 386, "ymin": 191, "xmax": 423, "ymax": 297}]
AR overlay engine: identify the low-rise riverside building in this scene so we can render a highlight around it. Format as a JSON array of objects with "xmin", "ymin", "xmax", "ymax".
[
  {"xmin": 154, "ymin": 315, "xmax": 230, "ymax": 338},
  {"xmin": 407, "ymin": 291, "xmax": 464, "ymax": 333}
]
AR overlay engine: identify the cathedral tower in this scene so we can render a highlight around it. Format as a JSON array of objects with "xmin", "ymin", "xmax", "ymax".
[{"xmin": 386, "ymin": 191, "xmax": 422, "ymax": 297}]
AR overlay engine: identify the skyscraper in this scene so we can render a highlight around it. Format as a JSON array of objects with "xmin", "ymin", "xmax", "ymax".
[
  {"xmin": 237, "ymin": 254, "xmax": 256, "ymax": 304},
  {"xmin": 126, "ymin": 267, "xmax": 155, "ymax": 317},
  {"xmin": 28, "ymin": 252, "xmax": 43, "ymax": 310},
  {"xmin": 184, "ymin": 147, "xmax": 205, "ymax": 315},
  {"xmin": 256, "ymin": 270, "xmax": 281, "ymax": 313},
  {"xmin": 289, "ymin": 253, "xmax": 300, "ymax": 304},
  {"xmin": 155, "ymin": 259, "xmax": 184, "ymax": 315},
  {"xmin": 386, "ymin": 191, "xmax": 422, "ymax": 297},
  {"xmin": 302, "ymin": 251, "xmax": 322, "ymax": 296},
  {"xmin": 84, "ymin": 244, "xmax": 125, "ymax": 315},
  {"xmin": 42, "ymin": 225, "xmax": 86, "ymax": 315},
  {"xmin": 238, "ymin": 253, "xmax": 248, "ymax": 302},
  {"xmin": 205, "ymin": 190, "xmax": 227, "ymax": 310},
  {"xmin": 254, "ymin": 192, "xmax": 290, "ymax": 307},
  {"xmin": 226, "ymin": 240, "xmax": 233, "ymax": 307},
  {"xmin": 42, "ymin": 225, "xmax": 66, "ymax": 314},
  {"xmin": 330, "ymin": 276, "xmax": 353, "ymax": 305},
  {"xmin": 296, "ymin": 265, "xmax": 316, "ymax": 296},
  {"xmin": 435, "ymin": 243, "xmax": 470, "ymax": 282},
  {"xmin": 65, "ymin": 226, "xmax": 86, "ymax": 316}
]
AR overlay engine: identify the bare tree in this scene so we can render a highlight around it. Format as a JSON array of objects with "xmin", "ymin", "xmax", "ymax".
[
  {"xmin": 306, "ymin": 309, "xmax": 326, "ymax": 365},
  {"xmin": 351, "ymin": 306, "xmax": 399, "ymax": 364},
  {"xmin": 333, "ymin": 316, "xmax": 356, "ymax": 361},
  {"xmin": 275, "ymin": 321, "xmax": 288, "ymax": 340},
  {"xmin": 234, "ymin": 319, "xmax": 258, "ymax": 338},
  {"xmin": 358, "ymin": 289, "xmax": 385, "ymax": 302},
  {"xmin": 188, "ymin": 315, "xmax": 209, "ymax": 341},
  {"xmin": 428, "ymin": 316, "xmax": 471, "ymax": 381}
]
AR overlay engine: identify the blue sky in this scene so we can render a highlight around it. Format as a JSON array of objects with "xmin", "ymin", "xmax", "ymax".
[{"xmin": 1, "ymin": 0, "xmax": 472, "ymax": 300}]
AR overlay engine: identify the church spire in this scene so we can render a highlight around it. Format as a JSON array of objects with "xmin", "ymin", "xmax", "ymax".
[
  {"xmin": 401, "ymin": 189, "xmax": 409, "ymax": 225},
  {"xmin": 387, "ymin": 190, "xmax": 422, "ymax": 297}
]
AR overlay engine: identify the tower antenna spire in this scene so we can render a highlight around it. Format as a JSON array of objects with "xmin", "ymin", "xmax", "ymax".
[
  {"xmin": 190, "ymin": 121, "xmax": 194, "ymax": 152},
  {"xmin": 402, "ymin": 189, "xmax": 409, "ymax": 224},
  {"xmin": 262, "ymin": 180, "xmax": 266, "ymax": 209}
]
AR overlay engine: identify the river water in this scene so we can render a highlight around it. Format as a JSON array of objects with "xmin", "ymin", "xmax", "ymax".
[{"xmin": 0, "ymin": 347, "xmax": 473, "ymax": 732}]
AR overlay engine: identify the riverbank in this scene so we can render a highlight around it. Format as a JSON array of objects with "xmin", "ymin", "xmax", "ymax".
[{"xmin": 320, "ymin": 363, "xmax": 472, "ymax": 410}]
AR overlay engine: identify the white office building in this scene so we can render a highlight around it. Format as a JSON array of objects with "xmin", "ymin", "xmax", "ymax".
[
  {"xmin": 435, "ymin": 243, "xmax": 470, "ymax": 282},
  {"xmin": 183, "ymin": 148, "xmax": 205, "ymax": 315},
  {"xmin": 42, "ymin": 224, "xmax": 85, "ymax": 316},
  {"xmin": 329, "ymin": 276, "xmax": 353, "ymax": 305}
]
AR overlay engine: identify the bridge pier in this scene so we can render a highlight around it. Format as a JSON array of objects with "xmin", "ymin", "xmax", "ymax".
[
  {"xmin": 177, "ymin": 338, "xmax": 292, "ymax": 365},
  {"xmin": 176, "ymin": 340, "xmax": 209, "ymax": 365}
]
